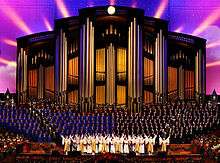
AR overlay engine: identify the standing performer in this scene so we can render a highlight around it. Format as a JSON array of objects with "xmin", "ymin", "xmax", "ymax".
[
  {"xmin": 159, "ymin": 136, "xmax": 170, "ymax": 152},
  {"xmin": 144, "ymin": 135, "xmax": 149, "ymax": 154},
  {"xmin": 123, "ymin": 136, "xmax": 129, "ymax": 154},
  {"xmin": 87, "ymin": 136, "xmax": 92, "ymax": 154},
  {"xmin": 148, "ymin": 135, "xmax": 156, "ymax": 155},
  {"xmin": 98, "ymin": 135, "xmax": 103, "ymax": 153},
  {"xmin": 119, "ymin": 135, "xmax": 124, "ymax": 153},
  {"xmin": 61, "ymin": 135, "xmax": 71, "ymax": 155},
  {"xmin": 76, "ymin": 135, "xmax": 80, "ymax": 152},
  {"xmin": 91, "ymin": 135, "xmax": 96, "ymax": 155},
  {"xmin": 115, "ymin": 136, "xmax": 120, "ymax": 153},
  {"xmin": 135, "ymin": 136, "xmax": 140, "ymax": 155},
  {"xmin": 110, "ymin": 135, "xmax": 115, "ymax": 153},
  {"xmin": 139, "ymin": 136, "xmax": 145, "ymax": 154},
  {"xmin": 106, "ymin": 134, "xmax": 111, "ymax": 153},
  {"xmin": 70, "ymin": 135, "xmax": 77, "ymax": 151}
]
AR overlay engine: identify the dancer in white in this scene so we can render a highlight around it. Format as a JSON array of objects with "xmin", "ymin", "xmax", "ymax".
[
  {"xmin": 147, "ymin": 135, "xmax": 156, "ymax": 155},
  {"xmin": 87, "ymin": 136, "xmax": 92, "ymax": 154},
  {"xmin": 159, "ymin": 136, "xmax": 170, "ymax": 152},
  {"xmin": 123, "ymin": 136, "xmax": 129, "ymax": 154},
  {"xmin": 95, "ymin": 135, "xmax": 99, "ymax": 154},
  {"xmin": 110, "ymin": 135, "xmax": 115, "ymax": 153},
  {"xmin": 119, "ymin": 135, "xmax": 124, "ymax": 153},
  {"xmin": 139, "ymin": 136, "xmax": 145, "ymax": 154},
  {"xmin": 61, "ymin": 135, "xmax": 71, "ymax": 155}
]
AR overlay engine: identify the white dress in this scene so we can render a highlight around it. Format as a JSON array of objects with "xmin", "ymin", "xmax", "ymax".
[
  {"xmin": 119, "ymin": 137, "xmax": 124, "ymax": 153},
  {"xmin": 82, "ymin": 138, "xmax": 87, "ymax": 153},
  {"xmin": 139, "ymin": 138, "xmax": 145, "ymax": 154},
  {"xmin": 95, "ymin": 137, "xmax": 99, "ymax": 153},
  {"xmin": 106, "ymin": 137, "xmax": 111, "ymax": 152},
  {"xmin": 123, "ymin": 139, "xmax": 129, "ymax": 154},
  {"xmin": 87, "ymin": 139, "xmax": 92, "ymax": 154},
  {"xmin": 110, "ymin": 139, "xmax": 115, "ymax": 153},
  {"xmin": 98, "ymin": 138, "xmax": 103, "ymax": 153},
  {"xmin": 76, "ymin": 138, "xmax": 80, "ymax": 151}
]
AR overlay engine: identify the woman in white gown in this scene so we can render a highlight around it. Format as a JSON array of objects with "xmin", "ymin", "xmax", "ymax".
[
  {"xmin": 87, "ymin": 136, "xmax": 92, "ymax": 154},
  {"xmin": 98, "ymin": 136, "xmax": 103, "ymax": 153},
  {"xmin": 82, "ymin": 137, "xmax": 87, "ymax": 153},
  {"xmin": 139, "ymin": 136, "xmax": 145, "ymax": 154},
  {"xmin": 95, "ymin": 135, "xmax": 99, "ymax": 154},
  {"xmin": 110, "ymin": 137, "xmax": 115, "ymax": 153},
  {"xmin": 119, "ymin": 136, "xmax": 124, "ymax": 153},
  {"xmin": 123, "ymin": 137, "xmax": 129, "ymax": 154}
]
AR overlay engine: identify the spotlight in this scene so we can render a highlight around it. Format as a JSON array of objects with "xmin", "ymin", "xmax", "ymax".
[{"xmin": 107, "ymin": 6, "xmax": 115, "ymax": 15}]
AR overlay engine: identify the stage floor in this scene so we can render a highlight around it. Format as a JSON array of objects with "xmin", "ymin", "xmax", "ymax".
[{"xmin": 15, "ymin": 153, "xmax": 207, "ymax": 163}]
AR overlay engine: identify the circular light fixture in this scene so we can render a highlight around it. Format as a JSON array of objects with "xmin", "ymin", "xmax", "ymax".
[{"xmin": 107, "ymin": 6, "xmax": 115, "ymax": 15}]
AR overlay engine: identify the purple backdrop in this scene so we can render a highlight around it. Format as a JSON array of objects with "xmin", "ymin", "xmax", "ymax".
[{"xmin": 0, "ymin": 0, "xmax": 219, "ymax": 94}]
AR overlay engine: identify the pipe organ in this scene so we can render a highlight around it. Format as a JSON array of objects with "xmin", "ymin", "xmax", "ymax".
[{"xmin": 17, "ymin": 6, "xmax": 206, "ymax": 111}]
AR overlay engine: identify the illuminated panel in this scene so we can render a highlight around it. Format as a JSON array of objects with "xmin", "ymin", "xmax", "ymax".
[
  {"xmin": 68, "ymin": 90, "xmax": 78, "ymax": 104},
  {"xmin": 168, "ymin": 66, "xmax": 177, "ymax": 98},
  {"xmin": 185, "ymin": 70, "xmax": 195, "ymax": 99},
  {"xmin": 96, "ymin": 48, "xmax": 105, "ymax": 81},
  {"xmin": 117, "ymin": 48, "xmax": 126, "ymax": 81},
  {"xmin": 144, "ymin": 57, "xmax": 154, "ymax": 85},
  {"xmin": 45, "ymin": 66, "xmax": 54, "ymax": 97},
  {"xmin": 144, "ymin": 90, "xmax": 153, "ymax": 104},
  {"xmin": 28, "ymin": 69, "xmax": 37, "ymax": 97},
  {"xmin": 117, "ymin": 85, "xmax": 126, "ymax": 105},
  {"xmin": 96, "ymin": 86, "xmax": 105, "ymax": 105},
  {"xmin": 68, "ymin": 57, "xmax": 78, "ymax": 85}
]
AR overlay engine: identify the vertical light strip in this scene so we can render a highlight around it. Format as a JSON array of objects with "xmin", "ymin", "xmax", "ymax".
[
  {"xmin": 139, "ymin": 25, "xmax": 143, "ymax": 99},
  {"xmin": 82, "ymin": 24, "xmax": 86, "ymax": 98},
  {"xmin": 162, "ymin": 35, "xmax": 165, "ymax": 97},
  {"xmin": 60, "ymin": 29, "xmax": 63, "ymax": 93},
  {"xmin": 89, "ymin": 22, "xmax": 92, "ymax": 98},
  {"xmin": 128, "ymin": 26, "xmax": 131, "ymax": 98},
  {"xmin": 159, "ymin": 30, "xmax": 163, "ymax": 95},
  {"xmin": 137, "ymin": 25, "xmax": 140, "ymax": 98},
  {"xmin": 106, "ymin": 48, "xmax": 109, "ymax": 103},
  {"xmin": 92, "ymin": 26, "xmax": 94, "ymax": 99},
  {"xmin": 133, "ymin": 18, "xmax": 136, "ymax": 98},
  {"xmin": 195, "ymin": 52, "xmax": 198, "ymax": 95},
  {"xmin": 131, "ymin": 21, "xmax": 133, "ymax": 99},
  {"xmin": 17, "ymin": 52, "xmax": 20, "ymax": 93},
  {"xmin": 24, "ymin": 51, "xmax": 27, "ymax": 100},
  {"xmin": 155, "ymin": 38, "xmax": 157, "ymax": 101},
  {"xmin": 86, "ymin": 18, "xmax": 89, "ymax": 98},
  {"xmin": 64, "ymin": 34, "xmax": 66, "ymax": 94},
  {"xmin": 21, "ymin": 48, "xmax": 23, "ymax": 97}
]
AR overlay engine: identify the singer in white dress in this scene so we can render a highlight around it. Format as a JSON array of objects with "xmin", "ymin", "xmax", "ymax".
[
  {"xmin": 139, "ymin": 137, "xmax": 145, "ymax": 154},
  {"xmin": 123, "ymin": 138, "xmax": 129, "ymax": 154},
  {"xmin": 159, "ymin": 136, "xmax": 170, "ymax": 152}
]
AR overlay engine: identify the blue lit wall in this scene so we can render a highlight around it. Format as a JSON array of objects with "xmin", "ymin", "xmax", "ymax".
[{"xmin": 0, "ymin": 0, "xmax": 219, "ymax": 94}]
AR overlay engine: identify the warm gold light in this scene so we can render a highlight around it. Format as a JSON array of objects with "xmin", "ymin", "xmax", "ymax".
[{"xmin": 107, "ymin": 6, "xmax": 115, "ymax": 15}]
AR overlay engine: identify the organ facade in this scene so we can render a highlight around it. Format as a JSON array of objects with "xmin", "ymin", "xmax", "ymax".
[{"xmin": 16, "ymin": 6, "xmax": 206, "ymax": 112}]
